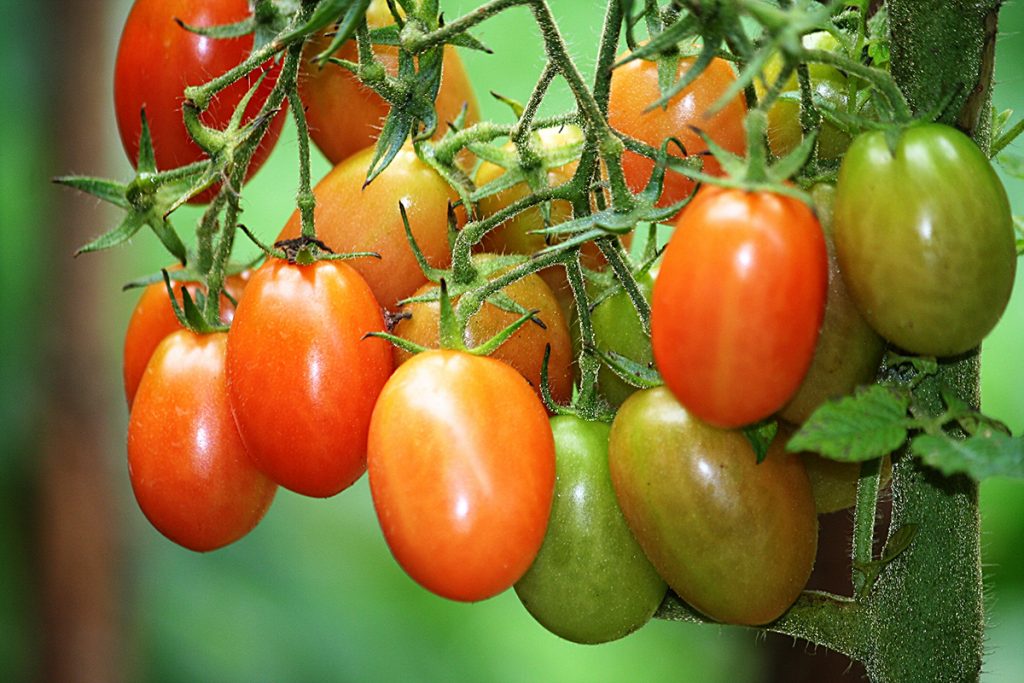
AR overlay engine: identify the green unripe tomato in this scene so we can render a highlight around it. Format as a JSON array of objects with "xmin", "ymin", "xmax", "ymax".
[
  {"xmin": 608, "ymin": 388, "xmax": 818, "ymax": 626},
  {"xmin": 780, "ymin": 184, "xmax": 884, "ymax": 425},
  {"xmin": 758, "ymin": 32, "xmax": 852, "ymax": 161},
  {"xmin": 590, "ymin": 271, "xmax": 656, "ymax": 408},
  {"xmin": 800, "ymin": 452, "xmax": 893, "ymax": 515},
  {"xmin": 515, "ymin": 416, "xmax": 666, "ymax": 644},
  {"xmin": 834, "ymin": 124, "xmax": 1016, "ymax": 357}
]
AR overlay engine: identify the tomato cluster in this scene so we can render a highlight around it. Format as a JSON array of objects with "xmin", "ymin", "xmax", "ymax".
[{"xmin": 113, "ymin": 0, "xmax": 1017, "ymax": 646}]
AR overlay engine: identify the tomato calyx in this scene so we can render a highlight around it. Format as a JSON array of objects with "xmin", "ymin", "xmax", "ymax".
[{"xmin": 158, "ymin": 269, "xmax": 229, "ymax": 335}]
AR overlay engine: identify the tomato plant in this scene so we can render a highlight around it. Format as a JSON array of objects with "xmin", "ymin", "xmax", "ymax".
[
  {"xmin": 392, "ymin": 255, "xmax": 573, "ymax": 405},
  {"xmin": 608, "ymin": 387, "xmax": 818, "ymax": 626},
  {"xmin": 651, "ymin": 186, "xmax": 828, "ymax": 428},
  {"xmin": 834, "ymin": 123, "xmax": 1017, "ymax": 357},
  {"xmin": 299, "ymin": 0, "xmax": 479, "ymax": 165},
  {"xmin": 589, "ymin": 269, "xmax": 655, "ymax": 408},
  {"xmin": 127, "ymin": 330, "xmax": 277, "ymax": 552},
  {"xmin": 276, "ymin": 145, "xmax": 457, "ymax": 308},
  {"xmin": 113, "ymin": 0, "xmax": 285, "ymax": 201},
  {"xmin": 226, "ymin": 259, "xmax": 393, "ymax": 498},
  {"xmin": 514, "ymin": 416, "xmax": 666, "ymax": 643},
  {"xmin": 779, "ymin": 184, "xmax": 883, "ymax": 425},
  {"xmin": 758, "ymin": 32, "xmax": 853, "ymax": 161},
  {"xmin": 608, "ymin": 54, "xmax": 746, "ymax": 210},
  {"xmin": 123, "ymin": 272, "xmax": 248, "ymax": 406},
  {"xmin": 367, "ymin": 350, "xmax": 555, "ymax": 602}
]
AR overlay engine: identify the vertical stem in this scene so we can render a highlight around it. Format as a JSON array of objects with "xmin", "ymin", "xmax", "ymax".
[{"xmin": 851, "ymin": 457, "xmax": 881, "ymax": 597}]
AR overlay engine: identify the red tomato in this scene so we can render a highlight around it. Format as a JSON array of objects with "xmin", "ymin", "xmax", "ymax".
[
  {"xmin": 299, "ymin": 0, "xmax": 479, "ymax": 165},
  {"xmin": 651, "ymin": 187, "xmax": 827, "ymax": 428},
  {"xmin": 277, "ymin": 145, "xmax": 457, "ymax": 308},
  {"xmin": 368, "ymin": 350, "xmax": 555, "ymax": 602},
  {"xmin": 128, "ymin": 330, "xmax": 276, "ymax": 552},
  {"xmin": 608, "ymin": 55, "xmax": 746, "ymax": 211},
  {"xmin": 123, "ymin": 272, "xmax": 248, "ymax": 406},
  {"xmin": 392, "ymin": 255, "xmax": 574, "ymax": 406},
  {"xmin": 114, "ymin": 0, "xmax": 286, "ymax": 202},
  {"xmin": 226, "ymin": 259, "xmax": 393, "ymax": 498}
]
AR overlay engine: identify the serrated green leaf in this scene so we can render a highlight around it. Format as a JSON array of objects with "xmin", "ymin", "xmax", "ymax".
[
  {"xmin": 912, "ymin": 428, "xmax": 1024, "ymax": 480},
  {"xmin": 744, "ymin": 420, "xmax": 778, "ymax": 464},
  {"xmin": 787, "ymin": 385, "xmax": 911, "ymax": 462}
]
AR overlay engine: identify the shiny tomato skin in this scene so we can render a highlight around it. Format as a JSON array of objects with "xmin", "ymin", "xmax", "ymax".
[
  {"xmin": 226, "ymin": 259, "xmax": 393, "ymax": 498},
  {"xmin": 128, "ymin": 330, "xmax": 276, "ymax": 552},
  {"xmin": 277, "ymin": 145, "xmax": 457, "ymax": 308},
  {"xmin": 514, "ymin": 416, "xmax": 666, "ymax": 643},
  {"xmin": 608, "ymin": 387, "xmax": 818, "ymax": 625},
  {"xmin": 123, "ymin": 272, "xmax": 248, "ymax": 406},
  {"xmin": 392, "ymin": 256, "xmax": 573, "ymax": 406},
  {"xmin": 834, "ymin": 124, "xmax": 1016, "ymax": 357},
  {"xmin": 368, "ymin": 350, "xmax": 555, "ymax": 602},
  {"xmin": 589, "ymin": 270, "xmax": 656, "ymax": 408},
  {"xmin": 114, "ymin": 0, "xmax": 286, "ymax": 202},
  {"xmin": 779, "ymin": 185, "xmax": 883, "ymax": 425},
  {"xmin": 300, "ymin": 0, "xmax": 479, "ymax": 165},
  {"xmin": 608, "ymin": 55, "xmax": 746, "ymax": 211},
  {"xmin": 651, "ymin": 186, "xmax": 828, "ymax": 428}
]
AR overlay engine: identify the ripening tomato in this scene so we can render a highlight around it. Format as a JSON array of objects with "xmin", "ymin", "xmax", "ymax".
[
  {"xmin": 128, "ymin": 330, "xmax": 276, "ymax": 552},
  {"xmin": 834, "ymin": 124, "xmax": 1017, "ymax": 357},
  {"xmin": 651, "ymin": 186, "xmax": 828, "ymax": 428},
  {"xmin": 392, "ymin": 255, "xmax": 573, "ymax": 405},
  {"xmin": 514, "ymin": 416, "xmax": 666, "ymax": 643},
  {"xmin": 800, "ymin": 451, "xmax": 892, "ymax": 515},
  {"xmin": 757, "ymin": 32, "xmax": 853, "ymax": 161},
  {"xmin": 299, "ymin": 0, "xmax": 479, "ymax": 165},
  {"xmin": 123, "ymin": 272, "xmax": 249, "ymax": 406},
  {"xmin": 368, "ymin": 350, "xmax": 555, "ymax": 602},
  {"xmin": 114, "ymin": 0, "xmax": 286, "ymax": 202},
  {"xmin": 779, "ymin": 185, "xmax": 883, "ymax": 425},
  {"xmin": 226, "ymin": 259, "xmax": 393, "ymax": 498},
  {"xmin": 277, "ymin": 145, "xmax": 457, "ymax": 308},
  {"xmin": 608, "ymin": 387, "xmax": 818, "ymax": 625},
  {"xmin": 608, "ymin": 54, "xmax": 746, "ymax": 211}
]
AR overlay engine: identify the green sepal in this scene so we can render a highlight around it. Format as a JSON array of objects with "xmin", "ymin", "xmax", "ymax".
[
  {"xmin": 743, "ymin": 419, "xmax": 779, "ymax": 465},
  {"xmin": 591, "ymin": 346, "xmax": 662, "ymax": 391}
]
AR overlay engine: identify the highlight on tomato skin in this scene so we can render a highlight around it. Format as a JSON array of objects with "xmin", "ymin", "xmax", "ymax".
[
  {"xmin": 113, "ymin": 0, "xmax": 287, "ymax": 203},
  {"xmin": 608, "ymin": 53, "xmax": 746, "ymax": 213},
  {"xmin": 367, "ymin": 350, "xmax": 556, "ymax": 603},
  {"xmin": 651, "ymin": 185, "xmax": 829, "ymax": 429},
  {"xmin": 226, "ymin": 259, "xmax": 394, "ymax": 499},
  {"xmin": 127, "ymin": 330, "xmax": 277, "ymax": 552}
]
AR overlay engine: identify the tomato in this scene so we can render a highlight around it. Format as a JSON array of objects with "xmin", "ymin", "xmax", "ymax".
[
  {"xmin": 514, "ymin": 416, "xmax": 666, "ymax": 643},
  {"xmin": 128, "ymin": 330, "xmax": 276, "ymax": 551},
  {"xmin": 226, "ymin": 259, "xmax": 393, "ymax": 498},
  {"xmin": 277, "ymin": 144, "xmax": 457, "ymax": 308},
  {"xmin": 834, "ymin": 123, "xmax": 1016, "ymax": 357},
  {"xmin": 651, "ymin": 186, "xmax": 828, "ymax": 428},
  {"xmin": 608, "ymin": 54, "xmax": 746, "ymax": 211},
  {"xmin": 299, "ymin": 0, "xmax": 479, "ymax": 165},
  {"xmin": 123, "ymin": 272, "xmax": 248, "ymax": 406},
  {"xmin": 114, "ymin": 0, "xmax": 286, "ymax": 202},
  {"xmin": 392, "ymin": 255, "xmax": 573, "ymax": 405},
  {"xmin": 779, "ymin": 185, "xmax": 883, "ymax": 425},
  {"xmin": 757, "ymin": 32, "xmax": 852, "ymax": 161},
  {"xmin": 800, "ymin": 452, "xmax": 892, "ymax": 515},
  {"xmin": 368, "ymin": 350, "xmax": 555, "ymax": 602},
  {"xmin": 589, "ymin": 269, "xmax": 655, "ymax": 408},
  {"xmin": 608, "ymin": 387, "xmax": 818, "ymax": 625}
]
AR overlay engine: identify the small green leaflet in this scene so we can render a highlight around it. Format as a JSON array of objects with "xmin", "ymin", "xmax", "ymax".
[
  {"xmin": 743, "ymin": 420, "xmax": 778, "ymax": 464},
  {"xmin": 786, "ymin": 385, "xmax": 911, "ymax": 462},
  {"xmin": 913, "ymin": 428, "xmax": 1024, "ymax": 480}
]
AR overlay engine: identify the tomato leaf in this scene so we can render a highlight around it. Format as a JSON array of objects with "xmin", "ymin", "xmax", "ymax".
[
  {"xmin": 912, "ymin": 428, "xmax": 1024, "ymax": 481},
  {"xmin": 743, "ymin": 420, "xmax": 778, "ymax": 464},
  {"xmin": 786, "ymin": 385, "xmax": 911, "ymax": 462}
]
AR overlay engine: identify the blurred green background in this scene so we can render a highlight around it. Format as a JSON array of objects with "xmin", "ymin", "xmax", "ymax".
[{"xmin": 2, "ymin": 1, "xmax": 1022, "ymax": 681}]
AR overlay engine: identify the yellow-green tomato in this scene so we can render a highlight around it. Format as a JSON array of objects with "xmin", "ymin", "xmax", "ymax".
[
  {"xmin": 758, "ymin": 32, "xmax": 852, "ymax": 161},
  {"xmin": 590, "ymin": 271, "xmax": 656, "ymax": 408},
  {"xmin": 800, "ymin": 452, "xmax": 893, "ymax": 515},
  {"xmin": 608, "ymin": 387, "xmax": 818, "ymax": 626},
  {"xmin": 780, "ymin": 184, "xmax": 884, "ymax": 425},
  {"xmin": 515, "ymin": 416, "xmax": 667, "ymax": 644}
]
